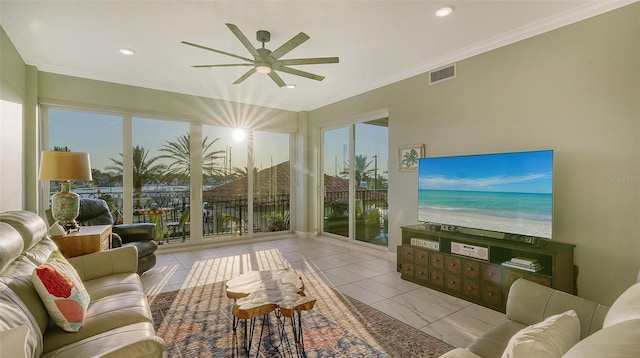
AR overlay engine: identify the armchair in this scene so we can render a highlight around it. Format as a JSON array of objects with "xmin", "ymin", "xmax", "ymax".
[{"xmin": 76, "ymin": 198, "xmax": 158, "ymax": 275}]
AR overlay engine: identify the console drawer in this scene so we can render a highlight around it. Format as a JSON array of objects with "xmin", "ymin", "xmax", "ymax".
[
  {"xmin": 482, "ymin": 264, "xmax": 502, "ymax": 284},
  {"xmin": 430, "ymin": 252, "xmax": 444, "ymax": 269},
  {"xmin": 415, "ymin": 265, "xmax": 429, "ymax": 282},
  {"xmin": 482, "ymin": 284, "xmax": 502, "ymax": 306},
  {"xmin": 400, "ymin": 245, "xmax": 415, "ymax": 263},
  {"xmin": 445, "ymin": 272, "xmax": 462, "ymax": 293},
  {"xmin": 415, "ymin": 248, "xmax": 429, "ymax": 266},
  {"xmin": 430, "ymin": 269, "xmax": 444, "ymax": 287},
  {"xmin": 463, "ymin": 278, "xmax": 480, "ymax": 299},
  {"xmin": 445, "ymin": 256, "xmax": 462, "ymax": 274},
  {"xmin": 463, "ymin": 260, "xmax": 480, "ymax": 279},
  {"xmin": 401, "ymin": 263, "xmax": 414, "ymax": 279}
]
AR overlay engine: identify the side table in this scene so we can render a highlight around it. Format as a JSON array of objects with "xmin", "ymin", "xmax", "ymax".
[
  {"xmin": 51, "ymin": 225, "xmax": 112, "ymax": 258},
  {"xmin": 226, "ymin": 269, "xmax": 316, "ymax": 357}
]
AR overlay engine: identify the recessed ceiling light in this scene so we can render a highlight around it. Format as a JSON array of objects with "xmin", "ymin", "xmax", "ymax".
[
  {"xmin": 285, "ymin": 84, "xmax": 297, "ymax": 89},
  {"xmin": 435, "ymin": 6, "xmax": 454, "ymax": 17},
  {"xmin": 119, "ymin": 48, "xmax": 136, "ymax": 55}
]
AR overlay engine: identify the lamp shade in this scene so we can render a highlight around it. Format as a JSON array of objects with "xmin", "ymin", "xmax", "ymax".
[
  {"xmin": 39, "ymin": 151, "xmax": 93, "ymax": 181},
  {"xmin": 39, "ymin": 151, "xmax": 92, "ymax": 230}
]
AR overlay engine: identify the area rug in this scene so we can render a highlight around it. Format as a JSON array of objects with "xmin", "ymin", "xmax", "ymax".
[{"xmin": 148, "ymin": 277, "xmax": 454, "ymax": 357}]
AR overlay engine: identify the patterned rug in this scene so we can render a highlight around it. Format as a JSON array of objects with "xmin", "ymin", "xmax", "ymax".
[{"xmin": 148, "ymin": 277, "xmax": 454, "ymax": 357}]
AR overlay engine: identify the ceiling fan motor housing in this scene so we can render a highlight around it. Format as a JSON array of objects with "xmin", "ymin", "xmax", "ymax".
[{"xmin": 256, "ymin": 30, "xmax": 270, "ymax": 43}]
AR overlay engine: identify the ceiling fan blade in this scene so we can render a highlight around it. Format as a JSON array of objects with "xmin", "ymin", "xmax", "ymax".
[
  {"xmin": 233, "ymin": 68, "xmax": 257, "ymax": 85},
  {"xmin": 268, "ymin": 71, "xmax": 287, "ymax": 87},
  {"xmin": 269, "ymin": 32, "xmax": 310, "ymax": 60},
  {"xmin": 226, "ymin": 23, "xmax": 261, "ymax": 59},
  {"xmin": 277, "ymin": 66, "xmax": 325, "ymax": 81},
  {"xmin": 280, "ymin": 57, "xmax": 340, "ymax": 66},
  {"xmin": 192, "ymin": 64, "xmax": 254, "ymax": 68},
  {"xmin": 182, "ymin": 41, "xmax": 254, "ymax": 63}
]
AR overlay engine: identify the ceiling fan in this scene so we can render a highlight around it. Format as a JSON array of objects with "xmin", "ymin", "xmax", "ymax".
[{"xmin": 182, "ymin": 23, "xmax": 339, "ymax": 87}]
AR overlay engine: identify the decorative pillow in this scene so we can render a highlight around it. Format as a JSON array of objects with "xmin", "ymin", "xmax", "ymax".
[
  {"xmin": 501, "ymin": 310, "xmax": 580, "ymax": 358},
  {"xmin": 31, "ymin": 251, "xmax": 90, "ymax": 332}
]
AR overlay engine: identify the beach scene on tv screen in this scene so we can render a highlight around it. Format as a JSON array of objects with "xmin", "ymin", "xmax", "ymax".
[{"xmin": 418, "ymin": 150, "xmax": 553, "ymax": 239}]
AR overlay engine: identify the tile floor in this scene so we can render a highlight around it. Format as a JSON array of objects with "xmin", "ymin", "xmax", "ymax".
[{"xmin": 140, "ymin": 236, "xmax": 508, "ymax": 348}]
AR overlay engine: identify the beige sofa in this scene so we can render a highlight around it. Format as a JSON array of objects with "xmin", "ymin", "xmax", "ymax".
[
  {"xmin": 0, "ymin": 211, "xmax": 164, "ymax": 357},
  {"xmin": 441, "ymin": 278, "xmax": 640, "ymax": 357}
]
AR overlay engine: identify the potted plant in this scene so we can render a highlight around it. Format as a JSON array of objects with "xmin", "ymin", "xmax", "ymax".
[{"xmin": 265, "ymin": 213, "xmax": 284, "ymax": 232}]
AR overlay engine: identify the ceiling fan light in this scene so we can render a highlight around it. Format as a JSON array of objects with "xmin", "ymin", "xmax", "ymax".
[
  {"xmin": 435, "ymin": 6, "xmax": 454, "ymax": 17},
  {"xmin": 255, "ymin": 65, "xmax": 272, "ymax": 74}
]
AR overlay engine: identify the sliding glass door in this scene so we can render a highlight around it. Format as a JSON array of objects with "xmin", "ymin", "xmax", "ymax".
[
  {"xmin": 353, "ymin": 120, "xmax": 388, "ymax": 245},
  {"xmin": 322, "ymin": 118, "xmax": 388, "ymax": 246},
  {"xmin": 322, "ymin": 127, "xmax": 350, "ymax": 238}
]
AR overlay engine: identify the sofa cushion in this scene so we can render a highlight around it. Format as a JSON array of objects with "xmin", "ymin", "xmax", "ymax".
[
  {"xmin": 41, "ymin": 322, "xmax": 164, "ymax": 358},
  {"xmin": 0, "ymin": 283, "xmax": 44, "ymax": 357},
  {"xmin": 42, "ymin": 273, "xmax": 154, "ymax": 353},
  {"xmin": 32, "ymin": 251, "xmax": 90, "ymax": 332},
  {"xmin": 0, "ymin": 211, "xmax": 49, "ymax": 252},
  {"xmin": 501, "ymin": 310, "xmax": 580, "ymax": 358},
  {"xmin": 0, "ymin": 326, "xmax": 29, "ymax": 358},
  {"xmin": 506, "ymin": 278, "xmax": 607, "ymax": 339},
  {"xmin": 0, "ymin": 325, "xmax": 30, "ymax": 358},
  {"xmin": 0, "ymin": 255, "xmax": 51, "ymax": 335},
  {"xmin": 467, "ymin": 320, "xmax": 526, "ymax": 357},
  {"xmin": 602, "ymin": 281, "xmax": 640, "ymax": 328},
  {"xmin": 563, "ymin": 319, "xmax": 640, "ymax": 358},
  {"xmin": 0, "ymin": 223, "xmax": 24, "ymax": 272}
]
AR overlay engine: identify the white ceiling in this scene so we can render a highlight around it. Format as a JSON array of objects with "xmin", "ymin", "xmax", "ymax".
[{"xmin": 0, "ymin": 1, "xmax": 633, "ymax": 112}]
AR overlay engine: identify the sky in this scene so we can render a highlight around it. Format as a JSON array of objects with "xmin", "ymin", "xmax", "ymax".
[
  {"xmin": 418, "ymin": 150, "xmax": 553, "ymax": 193},
  {"xmin": 49, "ymin": 109, "xmax": 289, "ymax": 173},
  {"xmin": 323, "ymin": 122, "xmax": 389, "ymax": 178}
]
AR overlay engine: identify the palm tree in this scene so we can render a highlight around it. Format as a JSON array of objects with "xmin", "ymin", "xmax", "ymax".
[
  {"xmin": 341, "ymin": 154, "xmax": 374, "ymax": 186},
  {"xmin": 159, "ymin": 132, "xmax": 226, "ymax": 184},
  {"xmin": 106, "ymin": 145, "xmax": 166, "ymax": 207}
]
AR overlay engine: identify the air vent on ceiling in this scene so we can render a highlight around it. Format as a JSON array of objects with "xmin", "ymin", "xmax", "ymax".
[{"xmin": 429, "ymin": 63, "xmax": 456, "ymax": 85}]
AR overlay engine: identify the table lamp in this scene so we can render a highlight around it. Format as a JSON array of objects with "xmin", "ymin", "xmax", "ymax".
[{"xmin": 39, "ymin": 151, "xmax": 93, "ymax": 230}]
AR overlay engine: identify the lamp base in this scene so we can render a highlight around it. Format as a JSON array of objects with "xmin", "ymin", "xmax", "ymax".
[
  {"xmin": 51, "ymin": 181, "xmax": 81, "ymax": 230},
  {"xmin": 60, "ymin": 220, "xmax": 80, "ymax": 233}
]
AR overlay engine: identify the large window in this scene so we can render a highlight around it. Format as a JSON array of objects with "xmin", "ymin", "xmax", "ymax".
[
  {"xmin": 131, "ymin": 117, "xmax": 190, "ymax": 244},
  {"xmin": 45, "ymin": 107, "xmax": 293, "ymax": 247},
  {"xmin": 201, "ymin": 124, "xmax": 248, "ymax": 239},
  {"xmin": 48, "ymin": 109, "xmax": 123, "ymax": 217},
  {"xmin": 253, "ymin": 131, "xmax": 290, "ymax": 233}
]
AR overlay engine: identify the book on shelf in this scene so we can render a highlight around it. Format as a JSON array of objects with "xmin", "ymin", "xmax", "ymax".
[
  {"xmin": 502, "ymin": 260, "xmax": 544, "ymax": 272},
  {"xmin": 510, "ymin": 257, "xmax": 539, "ymax": 265}
]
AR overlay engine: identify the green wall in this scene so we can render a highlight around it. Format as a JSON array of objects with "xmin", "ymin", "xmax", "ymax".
[
  {"xmin": 0, "ymin": 26, "xmax": 26, "ymax": 211},
  {"xmin": 310, "ymin": 3, "xmax": 640, "ymax": 305}
]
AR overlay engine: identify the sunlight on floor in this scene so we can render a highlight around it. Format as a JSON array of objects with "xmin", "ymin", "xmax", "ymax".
[{"xmin": 142, "ymin": 238, "xmax": 508, "ymax": 348}]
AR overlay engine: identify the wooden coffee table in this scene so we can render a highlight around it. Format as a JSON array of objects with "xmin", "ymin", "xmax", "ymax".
[{"xmin": 226, "ymin": 269, "xmax": 316, "ymax": 356}]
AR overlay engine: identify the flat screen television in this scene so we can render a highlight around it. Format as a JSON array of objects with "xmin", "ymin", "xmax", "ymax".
[{"xmin": 418, "ymin": 150, "xmax": 553, "ymax": 239}]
